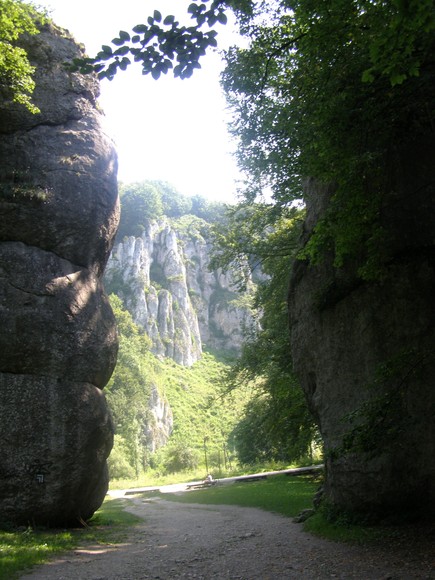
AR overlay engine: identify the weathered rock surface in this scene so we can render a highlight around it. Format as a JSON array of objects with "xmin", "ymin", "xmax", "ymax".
[
  {"xmin": 0, "ymin": 23, "xmax": 119, "ymax": 526},
  {"xmin": 144, "ymin": 385, "xmax": 174, "ymax": 453},
  {"xmin": 105, "ymin": 217, "xmax": 256, "ymax": 366},
  {"xmin": 289, "ymin": 140, "xmax": 435, "ymax": 520}
]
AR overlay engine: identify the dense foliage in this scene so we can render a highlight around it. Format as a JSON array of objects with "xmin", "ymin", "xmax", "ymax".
[
  {"xmin": 212, "ymin": 203, "xmax": 319, "ymax": 464},
  {"xmin": 221, "ymin": 0, "xmax": 435, "ymax": 277},
  {"xmin": 106, "ymin": 295, "xmax": 155, "ymax": 478},
  {"xmin": 116, "ymin": 180, "xmax": 226, "ymax": 240},
  {"xmin": 0, "ymin": 0, "xmax": 46, "ymax": 112},
  {"xmin": 213, "ymin": 0, "xmax": 434, "ymax": 474}
]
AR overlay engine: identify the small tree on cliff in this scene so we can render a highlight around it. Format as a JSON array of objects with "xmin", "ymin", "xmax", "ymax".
[
  {"xmin": 0, "ymin": 0, "xmax": 46, "ymax": 112},
  {"xmin": 117, "ymin": 182, "xmax": 164, "ymax": 239}
]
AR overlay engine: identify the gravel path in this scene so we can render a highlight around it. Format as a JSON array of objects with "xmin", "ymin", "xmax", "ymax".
[{"xmin": 21, "ymin": 496, "xmax": 434, "ymax": 579}]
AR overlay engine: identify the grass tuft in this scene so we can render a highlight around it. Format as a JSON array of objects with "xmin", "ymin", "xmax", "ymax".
[
  {"xmin": 0, "ymin": 498, "xmax": 141, "ymax": 580},
  {"xmin": 303, "ymin": 511, "xmax": 384, "ymax": 544}
]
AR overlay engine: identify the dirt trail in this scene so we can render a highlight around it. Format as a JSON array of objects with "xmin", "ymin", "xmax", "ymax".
[{"xmin": 21, "ymin": 496, "xmax": 434, "ymax": 579}]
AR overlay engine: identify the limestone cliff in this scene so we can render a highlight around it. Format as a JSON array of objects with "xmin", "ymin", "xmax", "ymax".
[
  {"xmin": 105, "ymin": 216, "xmax": 255, "ymax": 366},
  {"xmin": 0, "ymin": 23, "xmax": 119, "ymax": 525},
  {"xmin": 145, "ymin": 385, "xmax": 174, "ymax": 453},
  {"xmin": 289, "ymin": 138, "xmax": 435, "ymax": 519}
]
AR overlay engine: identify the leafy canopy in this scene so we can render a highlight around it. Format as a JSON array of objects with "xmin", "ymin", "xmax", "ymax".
[
  {"xmin": 221, "ymin": 0, "xmax": 435, "ymax": 276},
  {"xmin": 116, "ymin": 180, "xmax": 227, "ymax": 240},
  {"xmin": 70, "ymin": 1, "xmax": 236, "ymax": 81}
]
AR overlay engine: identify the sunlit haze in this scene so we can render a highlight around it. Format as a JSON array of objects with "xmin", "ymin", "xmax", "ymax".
[{"xmin": 35, "ymin": 0, "xmax": 243, "ymax": 202}]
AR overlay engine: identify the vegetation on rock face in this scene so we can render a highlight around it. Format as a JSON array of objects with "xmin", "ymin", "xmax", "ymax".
[
  {"xmin": 0, "ymin": 0, "xmax": 46, "ymax": 113},
  {"xmin": 211, "ymin": 203, "xmax": 319, "ymax": 464},
  {"xmin": 116, "ymin": 180, "xmax": 226, "ymax": 241},
  {"xmin": 105, "ymin": 295, "xmax": 154, "ymax": 478},
  {"xmin": 107, "ymin": 183, "xmax": 319, "ymax": 476},
  {"xmin": 106, "ymin": 293, "xmax": 251, "ymax": 480}
]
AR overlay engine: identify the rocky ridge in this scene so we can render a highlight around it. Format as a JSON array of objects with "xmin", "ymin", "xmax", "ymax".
[{"xmin": 105, "ymin": 216, "xmax": 256, "ymax": 367}]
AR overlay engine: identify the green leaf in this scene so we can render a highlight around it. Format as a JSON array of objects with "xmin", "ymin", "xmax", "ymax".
[
  {"xmin": 97, "ymin": 51, "xmax": 112, "ymax": 61},
  {"xmin": 361, "ymin": 68, "xmax": 374, "ymax": 83},
  {"xmin": 164, "ymin": 14, "xmax": 175, "ymax": 25},
  {"xmin": 132, "ymin": 24, "xmax": 147, "ymax": 33},
  {"xmin": 153, "ymin": 10, "xmax": 162, "ymax": 23},
  {"xmin": 119, "ymin": 30, "xmax": 131, "ymax": 41},
  {"xmin": 390, "ymin": 72, "xmax": 407, "ymax": 86},
  {"xmin": 114, "ymin": 46, "xmax": 130, "ymax": 56},
  {"xmin": 102, "ymin": 45, "xmax": 113, "ymax": 55},
  {"xmin": 217, "ymin": 12, "xmax": 228, "ymax": 25},
  {"xmin": 183, "ymin": 64, "xmax": 194, "ymax": 78},
  {"xmin": 119, "ymin": 57, "xmax": 131, "ymax": 71},
  {"xmin": 112, "ymin": 37, "xmax": 124, "ymax": 46}
]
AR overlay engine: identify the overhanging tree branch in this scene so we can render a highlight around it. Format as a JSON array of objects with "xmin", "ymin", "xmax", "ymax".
[{"xmin": 68, "ymin": 1, "xmax": 228, "ymax": 80}]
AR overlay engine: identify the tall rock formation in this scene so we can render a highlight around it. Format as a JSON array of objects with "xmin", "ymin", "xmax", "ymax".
[
  {"xmin": 289, "ymin": 136, "xmax": 435, "ymax": 520},
  {"xmin": 144, "ymin": 385, "xmax": 174, "ymax": 453},
  {"xmin": 105, "ymin": 216, "xmax": 255, "ymax": 366},
  {"xmin": 0, "ymin": 23, "xmax": 119, "ymax": 525}
]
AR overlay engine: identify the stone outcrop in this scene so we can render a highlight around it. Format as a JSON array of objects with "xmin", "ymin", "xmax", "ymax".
[
  {"xmin": 105, "ymin": 217, "xmax": 255, "ymax": 366},
  {"xmin": 0, "ymin": 23, "xmax": 119, "ymax": 526},
  {"xmin": 289, "ymin": 138, "xmax": 435, "ymax": 520},
  {"xmin": 144, "ymin": 385, "xmax": 174, "ymax": 453}
]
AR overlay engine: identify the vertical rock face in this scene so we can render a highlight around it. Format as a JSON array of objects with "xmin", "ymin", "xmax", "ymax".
[
  {"xmin": 0, "ymin": 24, "xmax": 119, "ymax": 526},
  {"xmin": 144, "ymin": 385, "xmax": 174, "ymax": 453},
  {"xmin": 105, "ymin": 217, "xmax": 255, "ymax": 366},
  {"xmin": 106, "ymin": 221, "xmax": 202, "ymax": 366},
  {"xmin": 289, "ymin": 139, "xmax": 435, "ymax": 519}
]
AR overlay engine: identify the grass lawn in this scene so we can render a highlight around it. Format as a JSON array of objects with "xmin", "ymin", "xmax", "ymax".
[
  {"xmin": 159, "ymin": 474, "xmax": 319, "ymax": 518},
  {"xmin": 0, "ymin": 498, "xmax": 141, "ymax": 580}
]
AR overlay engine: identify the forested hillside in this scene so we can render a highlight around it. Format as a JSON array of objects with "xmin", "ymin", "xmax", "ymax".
[
  {"xmin": 104, "ymin": 181, "xmax": 317, "ymax": 480},
  {"xmin": 106, "ymin": 294, "xmax": 251, "ymax": 479}
]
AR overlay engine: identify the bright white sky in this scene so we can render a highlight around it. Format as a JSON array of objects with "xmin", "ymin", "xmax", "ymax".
[{"xmin": 36, "ymin": 0, "xmax": 243, "ymax": 202}]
